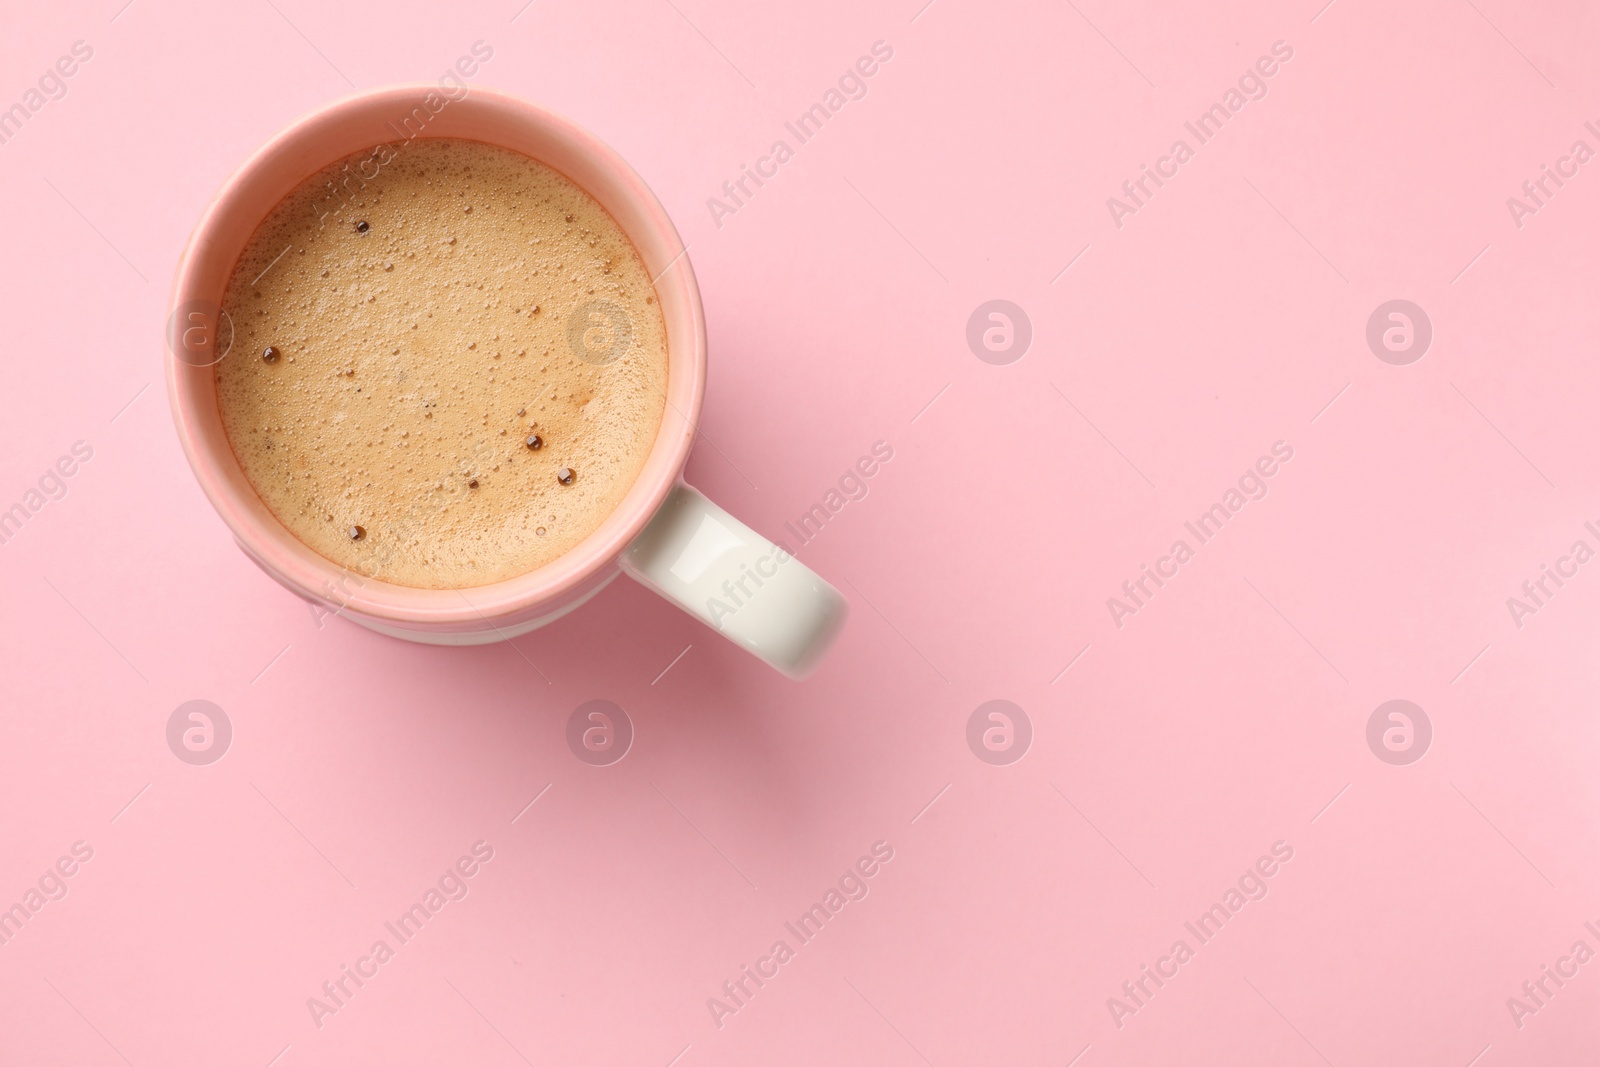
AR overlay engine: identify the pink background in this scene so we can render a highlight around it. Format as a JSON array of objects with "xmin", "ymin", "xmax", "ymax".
[{"xmin": 2, "ymin": 0, "xmax": 1599, "ymax": 1063}]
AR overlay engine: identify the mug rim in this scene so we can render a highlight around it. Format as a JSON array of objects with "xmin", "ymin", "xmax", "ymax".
[{"xmin": 166, "ymin": 84, "xmax": 706, "ymax": 628}]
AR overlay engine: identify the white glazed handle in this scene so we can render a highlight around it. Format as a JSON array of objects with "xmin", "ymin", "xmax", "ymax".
[{"xmin": 620, "ymin": 483, "xmax": 848, "ymax": 678}]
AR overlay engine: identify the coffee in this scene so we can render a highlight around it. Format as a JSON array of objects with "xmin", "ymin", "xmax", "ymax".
[{"xmin": 215, "ymin": 137, "xmax": 668, "ymax": 588}]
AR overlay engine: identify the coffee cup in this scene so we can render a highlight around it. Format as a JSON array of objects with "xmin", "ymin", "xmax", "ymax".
[{"xmin": 167, "ymin": 85, "xmax": 847, "ymax": 678}]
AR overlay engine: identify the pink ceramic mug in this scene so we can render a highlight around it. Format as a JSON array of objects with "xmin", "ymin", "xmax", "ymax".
[{"xmin": 166, "ymin": 85, "xmax": 847, "ymax": 678}]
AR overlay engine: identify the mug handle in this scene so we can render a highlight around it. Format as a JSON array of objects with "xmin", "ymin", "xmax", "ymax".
[{"xmin": 620, "ymin": 482, "xmax": 848, "ymax": 678}]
